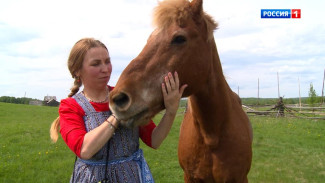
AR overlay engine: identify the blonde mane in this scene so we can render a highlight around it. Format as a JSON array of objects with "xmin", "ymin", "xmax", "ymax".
[{"xmin": 152, "ymin": 0, "xmax": 218, "ymax": 40}]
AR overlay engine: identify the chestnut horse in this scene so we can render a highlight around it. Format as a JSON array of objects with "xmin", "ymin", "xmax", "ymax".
[{"xmin": 109, "ymin": 0, "xmax": 253, "ymax": 182}]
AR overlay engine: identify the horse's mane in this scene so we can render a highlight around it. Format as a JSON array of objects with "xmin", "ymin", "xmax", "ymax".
[{"xmin": 153, "ymin": 0, "xmax": 218, "ymax": 41}]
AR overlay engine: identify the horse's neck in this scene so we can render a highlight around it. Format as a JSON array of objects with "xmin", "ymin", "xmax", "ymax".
[{"xmin": 189, "ymin": 40, "xmax": 232, "ymax": 147}]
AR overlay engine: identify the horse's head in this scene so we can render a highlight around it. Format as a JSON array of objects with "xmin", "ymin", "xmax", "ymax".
[{"xmin": 109, "ymin": 0, "xmax": 218, "ymax": 128}]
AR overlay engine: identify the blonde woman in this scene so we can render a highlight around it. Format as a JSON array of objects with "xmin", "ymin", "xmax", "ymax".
[{"xmin": 50, "ymin": 38, "xmax": 187, "ymax": 183}]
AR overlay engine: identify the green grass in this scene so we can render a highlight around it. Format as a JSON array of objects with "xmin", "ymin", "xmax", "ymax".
[
  {"xmin": 249, "ymin": 116, "xmax": 325, "ymax": 183},
  {"xmin": 0, "ymin": 102, "xmax": 74, "ymax": 182},
  {"xmin": 0, "ymin": 102, "xmax": 325, "ymax": 182}
]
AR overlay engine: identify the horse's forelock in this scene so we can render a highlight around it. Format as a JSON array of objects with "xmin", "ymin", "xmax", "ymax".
[
  {"xmin": 153, "ymin": 0, "xmax": 190, "ymax": 30},
  {"xmin": 152, "ymin": 0, "xmax": 218, "ymax": 41}
]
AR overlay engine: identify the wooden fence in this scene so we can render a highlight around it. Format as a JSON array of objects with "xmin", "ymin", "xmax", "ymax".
[{"xmin": 243, "ymin": 105, "xmax": 325, "ymax": 120}]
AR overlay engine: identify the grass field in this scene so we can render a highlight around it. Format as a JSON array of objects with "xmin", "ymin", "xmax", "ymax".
[{"xmin": 0, "ymin": 102, "xmax": 325, "ymax": 182}]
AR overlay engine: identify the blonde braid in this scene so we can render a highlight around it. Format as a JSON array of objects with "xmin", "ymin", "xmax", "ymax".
[
  {"xmin": 50, "ymin": 75, "xmax": 81, "ymax": 143},
  {"xmin": 68, "ymin": 78, "xmax": 82, "ymax": 97}
]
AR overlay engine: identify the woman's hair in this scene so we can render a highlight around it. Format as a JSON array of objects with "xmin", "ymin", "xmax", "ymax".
[
  {"xmin": 67, "ymin": 38, "xmax": 108, "ymax": 97},
  {"xmin": 50, "ymin": 38, "xmax": 108, "ymax": 143}
]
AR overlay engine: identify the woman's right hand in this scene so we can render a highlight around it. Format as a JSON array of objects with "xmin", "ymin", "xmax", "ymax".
[{"xmin": 161, "ymin": 71, "xmax": 187, "ymax": 115}]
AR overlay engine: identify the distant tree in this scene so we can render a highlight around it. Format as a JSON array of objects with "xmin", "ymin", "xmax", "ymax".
[
  {"xmin": 308, "ymin": 83, "xmax": 318, "ymax": 106},
  {"xmin": 0, "ymin": 96, "xmax": 36, "ymax": 105}
]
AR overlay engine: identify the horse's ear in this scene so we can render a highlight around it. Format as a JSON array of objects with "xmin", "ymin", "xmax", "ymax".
[{"xmin": 190, "ymin": 0, "xmax": 203, "ymax": 17}]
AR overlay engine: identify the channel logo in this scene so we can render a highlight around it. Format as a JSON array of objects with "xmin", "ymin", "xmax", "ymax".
[{"xmin": 261, "ymin": 9, "xmax": 301, "ymax": 19}]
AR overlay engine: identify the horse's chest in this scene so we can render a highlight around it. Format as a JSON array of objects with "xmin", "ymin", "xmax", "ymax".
[{"xmin": 179, "ymin": 118, "xmax": 214, "ymax": 178}]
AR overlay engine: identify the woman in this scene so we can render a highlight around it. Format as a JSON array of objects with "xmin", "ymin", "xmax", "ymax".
[{"xmin": 50, "ymin": 38, "xmax": 187, "ymax": 183}]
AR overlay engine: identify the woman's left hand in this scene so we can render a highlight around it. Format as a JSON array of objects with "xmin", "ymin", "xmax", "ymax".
[{"xmin": 162, "ymin": 71, "xmax": 188, "ymax": 115}]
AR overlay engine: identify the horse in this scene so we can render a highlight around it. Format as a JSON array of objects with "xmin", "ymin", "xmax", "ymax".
[{"xmin": 109, "ymin": 0, "xmax": 253, "ymax": 182}]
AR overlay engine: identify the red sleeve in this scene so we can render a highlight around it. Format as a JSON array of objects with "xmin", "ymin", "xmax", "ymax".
[
  {"xmin": 139, "ymin": 120, "xmax": 156, "ymax": 148},
  {"xmin": 59, "ymin": 97, "xmax": 86, "ymax": 157}
]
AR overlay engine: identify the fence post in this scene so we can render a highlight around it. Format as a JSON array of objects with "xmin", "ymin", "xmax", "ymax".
[{"xmin": 322, "ymin": 69, "xmax": 325, "ymax": 105}]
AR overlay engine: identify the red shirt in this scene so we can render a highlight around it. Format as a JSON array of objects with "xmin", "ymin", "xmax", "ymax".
[{"xmin": 59, "ymin": 94, "xmax": 156, "ymax": 158}]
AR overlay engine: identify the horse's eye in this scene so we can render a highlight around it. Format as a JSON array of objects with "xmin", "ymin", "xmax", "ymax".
[{"xmin": 171, "ymin": 35, "xmax": 186, "ymax": 45}]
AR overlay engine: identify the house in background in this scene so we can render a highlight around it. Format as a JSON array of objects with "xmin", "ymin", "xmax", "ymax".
[
  {"xmin": 44, "ymin": 96, "xmax": 57, "ymax": 101},
  {"xmin": 43, "ymin": 96, "xmax": 59, "ymax": 107}
]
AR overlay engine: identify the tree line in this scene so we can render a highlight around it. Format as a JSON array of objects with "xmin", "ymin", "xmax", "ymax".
[
  {"xmin": 0, "ymin": 96, "xmax": 60, "ymax": 107},
  {"xmin": 0, "ymin": 96, "xmax": 36, "ymax": 104},
  {"xmin": 241, "ymin": 83, "xmax": 323, "ymax": 106},
  {"xmin": 240, "ymin": 97, "xmax": 322, "ymax": 106}
]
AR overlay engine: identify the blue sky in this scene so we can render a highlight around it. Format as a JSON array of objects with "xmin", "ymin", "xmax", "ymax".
[{"xmin": 0, "ymin": 0, "xmax": 324, "ymax": 101}]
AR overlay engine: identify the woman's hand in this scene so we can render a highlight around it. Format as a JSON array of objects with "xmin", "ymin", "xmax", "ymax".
[
  {"xmin": 162, "ymin": 71, "xmax": 188, "ymax": 115},
  {"xmin": 151, "ymin": 71, "xmax": 187, "ymax": 149}
]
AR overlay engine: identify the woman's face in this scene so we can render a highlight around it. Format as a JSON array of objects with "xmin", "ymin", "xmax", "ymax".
[{"xmin": 79, "ymin": 47, "xmax": 112, "ymax": 89}]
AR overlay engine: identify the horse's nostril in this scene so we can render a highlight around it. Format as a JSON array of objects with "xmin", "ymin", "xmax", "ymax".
[{"xmin": 112, "ymin": 92, "xmax": 130, "ymax": 111}]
